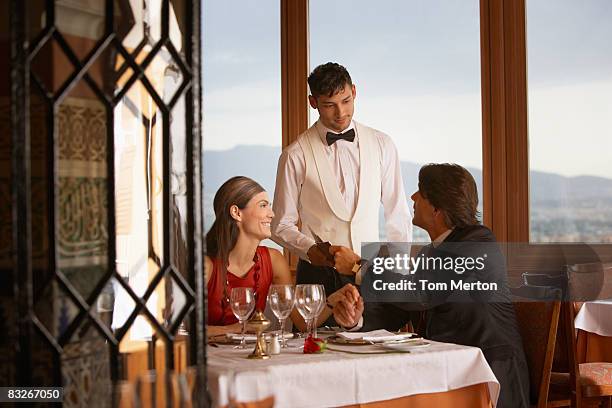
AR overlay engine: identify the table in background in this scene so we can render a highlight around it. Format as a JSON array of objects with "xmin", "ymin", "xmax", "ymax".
[
  {"xmin": 207, "ymin": 339, "xmax": 499, "ymax": 408},
  {"xmin": 575, "ymin": 300, "xmax": 612, "ymax": 363}
]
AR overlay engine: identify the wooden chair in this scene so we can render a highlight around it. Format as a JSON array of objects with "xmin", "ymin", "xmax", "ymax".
[
  {"xmin": 550, "ymin": 302, "xmax": 612, "ymax": 408},
  {"xmin": 516, "ymin": 268, "xmax": 612, "ymax": 408},
  {"xmin": 513, "ymin": 298, "xmax": 570, "ymax": 407}
]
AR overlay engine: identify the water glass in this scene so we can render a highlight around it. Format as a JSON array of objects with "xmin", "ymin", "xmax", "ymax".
[
  {"xmin": 267, "ymin": 284, "xmax": 295, "ymax": 348},
  {"xmin": 295, "ymin": 284, "xmax": 323, "ymax": 337},
  {"xmin": 230, "ymin": 287, "xmax": 256, "ymax": 349},
  {"xmin": 313, "ymin": 284, "xmax": 326, "ymax": 338}
]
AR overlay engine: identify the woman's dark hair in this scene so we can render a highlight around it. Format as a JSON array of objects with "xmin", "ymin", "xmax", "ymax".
[
  {"xmin": 205, "ymin": 176, "xmax": 265, "ymax": 268},
  {"xmin": 418, "ymin": 164, "xmax": 480, "ymax": 228},
  {"xmin": 308, "ymin": 62, "xmax": 353, "ymax": 98}
]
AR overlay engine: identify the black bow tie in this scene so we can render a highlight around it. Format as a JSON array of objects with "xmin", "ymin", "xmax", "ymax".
[{"xmin": 326, "ymin": 129, "xmax": 355, "ymax": 146}]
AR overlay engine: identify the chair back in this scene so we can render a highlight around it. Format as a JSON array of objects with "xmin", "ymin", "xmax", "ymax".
[
  {"xmin": 567, "ymin": 262, "xmax": 607, "ymax": 301},
  {"xmin": 512, "ymin": 287, "xmax": 562, "ymax": 407},
  {"xmin": 551, "ymin": 302, "xmax": 582, "ymax": 406}
]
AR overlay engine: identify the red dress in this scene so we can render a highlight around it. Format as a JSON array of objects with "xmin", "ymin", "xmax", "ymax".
[{"xmin": 207, "ymin": 246, "xmax": 273, "ymax": 325}]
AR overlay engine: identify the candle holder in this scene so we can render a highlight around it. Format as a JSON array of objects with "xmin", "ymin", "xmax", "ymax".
[{"xmin": 246, "ymin": 310, "xmax": 271, "ymax": 359}]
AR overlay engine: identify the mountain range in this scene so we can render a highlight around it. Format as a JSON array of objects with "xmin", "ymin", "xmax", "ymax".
[{"xmin": 202, "ymin": 145, "xmax": 612, "ymax": 204}]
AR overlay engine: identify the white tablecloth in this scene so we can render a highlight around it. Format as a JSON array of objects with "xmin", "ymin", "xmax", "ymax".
[
  {"xmin": 207, "ymin": 339, "xmax": 499, "ymax": 408},
  {"xmin": 575, "ymin": 300, "xmax": 612, "ymax": 336}
]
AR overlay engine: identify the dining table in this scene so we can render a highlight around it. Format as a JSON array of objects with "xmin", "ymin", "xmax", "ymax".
[
  {"xmin": 206, "ymin": 336, "xmax": 499, "ymax": 408},
  {"xmin": 574, "ymin": 300, "xmax": 612, "ymax": 363}
]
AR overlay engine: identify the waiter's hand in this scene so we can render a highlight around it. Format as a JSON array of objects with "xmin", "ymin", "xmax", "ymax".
[
  {"xmin": 330, "ymin": 245, "xmax": 361, "ymax": 276},
  {"xmin": 307, "ymin": 244, "xmax": 335, "ymax": 268}
]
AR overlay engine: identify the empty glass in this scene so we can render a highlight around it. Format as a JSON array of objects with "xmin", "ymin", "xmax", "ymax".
[
  {"xmin": 295, "ymin": 284, "xmax": 323, "ymax": 337},
  {"xmin": 267, "ymin": 284, "xmax": 295, "ymax": 348},
  {"xmin": 313, "ymin": 285, "xmax": 326, "ymax": 338},
  {"xmin": 230, "ymin": 287, "xmax": 256, "ymax": 349}
]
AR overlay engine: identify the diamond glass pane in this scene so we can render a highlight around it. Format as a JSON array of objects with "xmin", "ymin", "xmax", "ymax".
[
  {"xmin": 114, "ymin": 81, "xmax": 165, "ymax": 298},
  {"xmin": 57, "ymin": 90, "xmax": 109, "ymax": 299},
  {"xmin": 144, "ymin": 46, "xmax": 185, "ymax": 105},
  {"xmin": 147, "ymin": 269, "xmax": 189, "ymax": 331},
  {"xmin": 33, "ymin": 280, "xmax": 81, "ymax": 341},
  {"xmin": 105, "ymin": 275, "xmax": 137, "ymax": 332},
  {"xmin": 31, "ymin": 38, "xmax": 73, "ymax": 95}
]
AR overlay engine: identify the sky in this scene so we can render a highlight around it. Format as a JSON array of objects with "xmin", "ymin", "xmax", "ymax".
[{"xmin": 202, "ymin": 0, "xmax": 612, "ymax": 179}]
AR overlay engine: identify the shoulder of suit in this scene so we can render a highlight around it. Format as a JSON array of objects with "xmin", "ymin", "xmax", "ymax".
[
  {"xmin": 281, "ymin": 136, "xmax": 307, "ymax": 158},
  {"xmin": 451, "ymin": 225, "xmax": 496, "ymax": 242},
  {"xmin": 287, "ymin": 124, "xmax": 318, "ymax": 147},
  {"xmin": 355, "ymin": 121, "xmax": 393, "ymax": 144}
]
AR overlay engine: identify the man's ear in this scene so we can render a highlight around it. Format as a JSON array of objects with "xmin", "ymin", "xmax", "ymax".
[
  {"xmin": 229, "ymin": 205, "xmax": 241, "ymax": 222},
  {"xmin": 308, "ymin": 95, "xmax": 318, "ymax": 109},
  {"xmin": 351, "ymin": 84, "xmax": 356, "ymax": 100},
  {"xmin": 432, "ymin": 207, "xmax": 443, "ymax": 220}
]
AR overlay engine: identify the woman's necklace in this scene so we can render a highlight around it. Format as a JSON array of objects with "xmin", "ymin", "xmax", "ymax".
[{"xmin": 221, "ymin": 251, "xmax": 261, "ymax": 324}]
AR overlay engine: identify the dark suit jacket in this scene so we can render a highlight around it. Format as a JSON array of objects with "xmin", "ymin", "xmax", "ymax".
[{"xmin": 361, "ymin": 225, "xmax": 529, "ymax": 408}]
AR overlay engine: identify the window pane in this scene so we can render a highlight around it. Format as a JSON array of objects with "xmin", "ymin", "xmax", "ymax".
[
  {"xmin": 309, "ymin": 0, "xmax": 482, "ymax": 241},
  {"xmin": 202, "ymin": 0, "xmax": 281, "ymax": 243},
  {"xmin": 527, "ymin": 0, "xmax": 612, "ymax": 242}
]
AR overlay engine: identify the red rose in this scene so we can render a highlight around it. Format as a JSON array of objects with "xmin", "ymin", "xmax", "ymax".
[{"xmin": 303, "ymin": 335, "xmax": 327, "ymax": 354}]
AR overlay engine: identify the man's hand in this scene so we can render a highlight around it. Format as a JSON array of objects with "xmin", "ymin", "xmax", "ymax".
[
  {"xmin": 307, "ymin": 244, "xmax": 335, "ymax": 268},
  {"xmin": 329, "ymin": 284, "xmax": 364, "ymax": 329},
  {"xmin": 329, "ymin": 245, "xmax": 361, "ymax": 276},
  {"xmin": 327, "ymin": 283, "xmax": 360, "ymax": 308}
]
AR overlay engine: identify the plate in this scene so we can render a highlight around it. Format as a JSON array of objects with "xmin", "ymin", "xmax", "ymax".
[
  {"xmin": 326, "ymin": 334, "xmax": 420, "ymax": 346},
  {"xmin": 208, "ymin": 332, "xmax": 294, "ymax": 345}
]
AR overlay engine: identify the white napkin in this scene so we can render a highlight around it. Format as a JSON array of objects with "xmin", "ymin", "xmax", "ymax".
[{"xmin": 337, "ymin": 329, "xmax": 416, "ymax": 342}]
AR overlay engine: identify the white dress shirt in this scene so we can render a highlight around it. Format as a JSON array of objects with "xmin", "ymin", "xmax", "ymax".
[
  {"xmin": 432, "ymin": 229, "xmax": 453, "ymax": 247},
  {"xmin": 272, "ymin": 119, "xmax": 412, "ymax": 260}
]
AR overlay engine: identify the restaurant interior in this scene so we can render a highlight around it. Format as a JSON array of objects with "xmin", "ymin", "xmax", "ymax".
[{"xmin": 1, "ymin": 0, "xmax": 611, "ymax": 407}]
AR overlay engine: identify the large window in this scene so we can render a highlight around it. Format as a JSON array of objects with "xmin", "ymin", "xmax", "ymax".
[
  {"xmin": 202, "ymin": 0, "xmax": 281, "ymax": 237},
  {"xmin": 527, "ymin": 0, "xmax": 612, "ymax": 242},
  {"xmin": 309, "ymin": 0, "xmax": 483, "ymax": 241}
]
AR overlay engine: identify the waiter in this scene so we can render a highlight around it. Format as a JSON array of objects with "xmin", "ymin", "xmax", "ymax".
[{"xmin": 271, "ymin": 62, "xmax": 412, "ymax": 298}]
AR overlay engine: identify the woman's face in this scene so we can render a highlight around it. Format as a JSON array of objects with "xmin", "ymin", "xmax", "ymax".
[{"xmin": 236, "ymin": 191, "xmax": 274, "ymax": 240}]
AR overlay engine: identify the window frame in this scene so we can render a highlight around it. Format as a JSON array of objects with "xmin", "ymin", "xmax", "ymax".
[{"xmin": 281, "ymin": 0, "xmax": 529, "ymax": 243}]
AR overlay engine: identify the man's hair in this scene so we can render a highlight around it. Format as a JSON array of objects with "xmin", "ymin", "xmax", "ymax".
[
  {"xmin": 308, "ymin": 62, "xmax": 353, "ymax": 98},
  {"xmin": 418, "ymin": 163, "xmax": 480, "ymax": 228}
]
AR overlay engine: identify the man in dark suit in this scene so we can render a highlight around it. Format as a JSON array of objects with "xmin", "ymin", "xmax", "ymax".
[{"xmin": 332, "ymin": 163, "xmax": 530, "ymax": 408}]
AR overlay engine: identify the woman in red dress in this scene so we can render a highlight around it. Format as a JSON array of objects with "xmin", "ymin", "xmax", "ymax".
[{"xmin": 205, "ymin": 176, "xmax": 331, "ymax": 336}]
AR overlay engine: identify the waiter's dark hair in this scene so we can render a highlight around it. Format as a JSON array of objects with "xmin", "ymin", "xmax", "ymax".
[
  {"xmin": 205, "ymin": 176, "xmax": 265, "ymax": 268},
  {"xmin": 418, "ymin": 164, "xmax": 480, "ymax": 228},
  {"xmin": 308, "ymin": 62, "xmax": 353, "ymax": 98}
]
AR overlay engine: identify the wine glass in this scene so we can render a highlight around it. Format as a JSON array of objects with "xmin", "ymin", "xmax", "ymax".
[
  {"xmin": 295, "ymin": 284, "xmax": 323, "ymax": 337},
  {"xmin": 230, "ymin": 287, "xmax": 255, "ymax": 349},
  {"xmin": 312, "ymin": 284, "xmax": 326, "ymax": 338},
  {"xmin": 267, "ymin": 285, "xmax": 295, "ymax": 348}
]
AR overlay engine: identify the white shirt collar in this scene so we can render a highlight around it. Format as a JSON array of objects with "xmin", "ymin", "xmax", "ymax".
[
  {"xmin": 315, "ymin": 119, "xmax": 356, "ymax": 145},
  {"xmin": 432, "ymin": 229, "xmax": 453, "ymax": 247}
]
